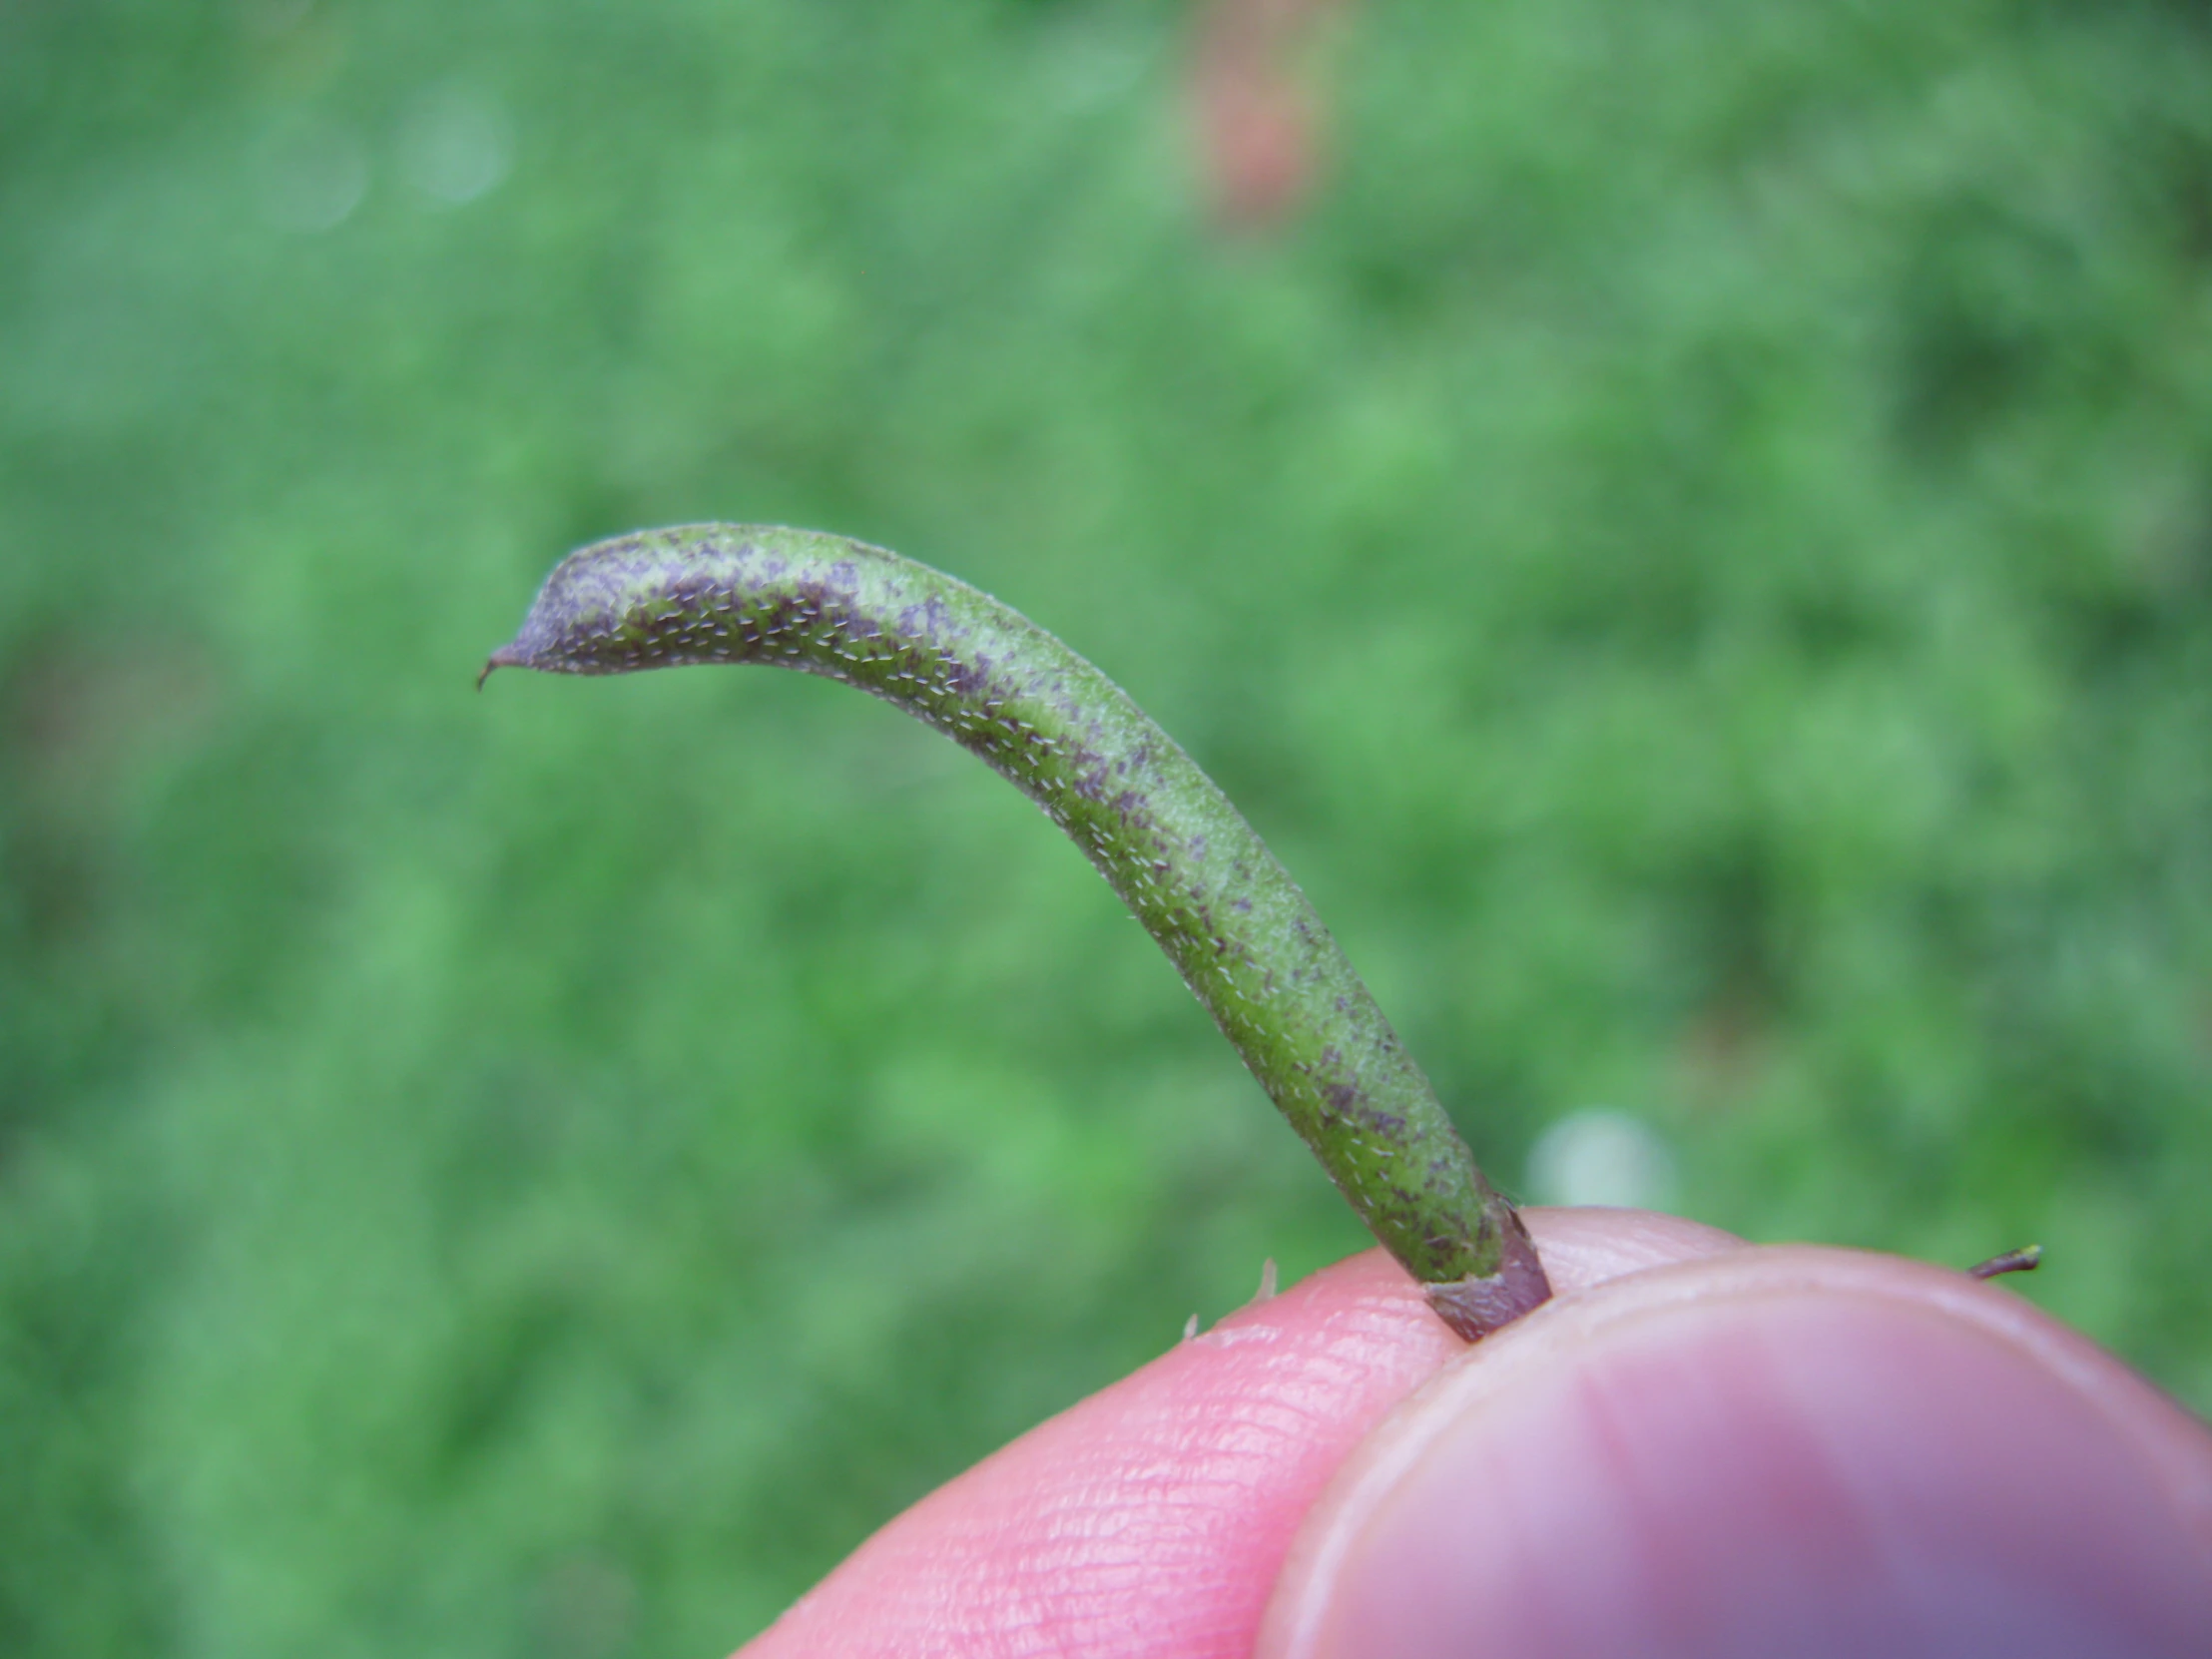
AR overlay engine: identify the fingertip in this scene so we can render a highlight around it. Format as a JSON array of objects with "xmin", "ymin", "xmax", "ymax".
[
  {"xmin": 737, "ymin": 1218, "xmax": 1750, "ymax": 1657},
  {"xmin": 740, "ymin": 1251, "xmax": 1462, "ymax": 1659},
  {"xmin": 1265, "ymin": 1246, "xmax": 2212, "ymax": 1659},
  {"xmin": 1519, "ymin": 1205, "xmax": 1745, "ymax": 1291}
]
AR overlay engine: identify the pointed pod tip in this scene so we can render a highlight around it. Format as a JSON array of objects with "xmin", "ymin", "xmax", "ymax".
[{"xmin": 477, "ymin": 645, "xmax": 526, "ymax": 691}]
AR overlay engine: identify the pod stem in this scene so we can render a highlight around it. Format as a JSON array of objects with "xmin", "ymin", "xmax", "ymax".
[{"xmin": 486, "ymin": 525, "xmax": 1551, "ymax": 1340}]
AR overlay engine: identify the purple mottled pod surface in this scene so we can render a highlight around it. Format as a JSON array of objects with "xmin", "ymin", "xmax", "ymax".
[{"xmin": 488, "ymin": 525, "xmax": 1550, "ymax": 1340}]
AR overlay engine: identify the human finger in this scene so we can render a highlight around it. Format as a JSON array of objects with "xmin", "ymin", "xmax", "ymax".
[
  {"xmin": 738, "ymin": 1210, "xmax": 1738, "ymax": 1659},
  {"xmin": 1262, "ymin": 1245, "xmax": 2212, "ymax": 1659}
]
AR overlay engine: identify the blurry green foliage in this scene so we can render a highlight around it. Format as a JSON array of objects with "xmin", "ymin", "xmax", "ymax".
[{"xmin": 5, "ymin": 0, "xmax": 2212, "ymax": 1651}]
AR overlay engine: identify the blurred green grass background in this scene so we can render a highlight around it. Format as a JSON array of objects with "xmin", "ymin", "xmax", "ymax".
[{"xmin": 6, "ymin": 0, "xmax": 2212, "ymax": 1652}]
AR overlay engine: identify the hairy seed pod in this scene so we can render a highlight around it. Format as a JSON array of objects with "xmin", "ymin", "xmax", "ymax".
[{"xmin": 486, "ymin": 525, "xmax": 1550, "ymax": 1339}]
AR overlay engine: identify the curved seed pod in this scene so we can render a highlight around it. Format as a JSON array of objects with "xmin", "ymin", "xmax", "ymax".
[{"xmin": 485, "ymin": 525, "xmax": 1551, "ymax": 1340}]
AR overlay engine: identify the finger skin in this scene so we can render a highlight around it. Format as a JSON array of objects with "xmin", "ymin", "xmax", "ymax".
[
  {"xmin": 737, "ymin": 1211, "xmax": 1735, "ymax": 1659},
  {"xmin": 1262, "ymin": 1246, "xmax": 2212, "ymax": 1659}
]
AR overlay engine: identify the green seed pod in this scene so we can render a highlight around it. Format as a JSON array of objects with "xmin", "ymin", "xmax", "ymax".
[{"xmin": 486, "ymin": 525, "xmax": 1550, "ymax": 1340}]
